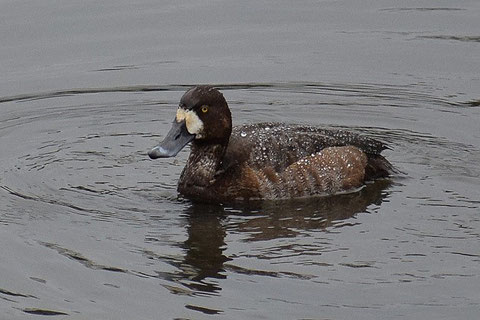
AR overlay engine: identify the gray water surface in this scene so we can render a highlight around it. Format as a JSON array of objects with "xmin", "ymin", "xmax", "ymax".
[{"xmin": 1, "ymin": 1, "xmax": 480, "ymax": 319}]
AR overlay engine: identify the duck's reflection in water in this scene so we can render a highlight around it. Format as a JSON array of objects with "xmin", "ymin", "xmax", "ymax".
[
  {"xmin": 161, "ymin": 179, "xmax": 392, "ymax": 295},
  {"xmin": 180, "ymin": 208, "xmax": 230, "ymax": 294},
  {"xmin": 229, "ymin": 179, "xmax": 392, "ymax": 241}
]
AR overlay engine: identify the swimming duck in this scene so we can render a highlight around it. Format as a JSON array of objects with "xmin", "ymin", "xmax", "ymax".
[{"xmin": 148, "ymin": 86, "xmax": 393, "ymax": 203}]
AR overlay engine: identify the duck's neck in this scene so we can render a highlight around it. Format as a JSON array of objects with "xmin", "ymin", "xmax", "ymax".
[{"xmin": 180, "ymin": 141, "xmax": 227, "ymax": 187}]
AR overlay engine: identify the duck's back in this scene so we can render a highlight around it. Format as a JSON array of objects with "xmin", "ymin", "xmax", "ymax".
[{"xmin": 219, "ymin": 123, "xmax": 392, "ymax": 200}]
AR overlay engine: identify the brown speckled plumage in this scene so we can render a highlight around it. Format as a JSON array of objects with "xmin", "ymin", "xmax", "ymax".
[{"xmin": 150, "ymin": 86, "xmax": 394, "ymax": 203}]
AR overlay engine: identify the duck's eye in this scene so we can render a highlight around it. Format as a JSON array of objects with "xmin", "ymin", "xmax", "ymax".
[{"xmin": 201, "ymin": 105, "xmax": 209, "ymax": 113}]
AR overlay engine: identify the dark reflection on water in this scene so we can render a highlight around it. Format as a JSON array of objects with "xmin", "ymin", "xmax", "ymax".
[
  {"xmin": 152, "ymin": 180, "xmax": 392, "ymax": 295},
  {"xmin": 181, "ymin": 206, "xmax": 230, "ymax": 294},
  {"xmin": 226, "ymin": 180, "xmax": 392, "ymax": 240},
  {"xmin": 144, "ymin": 206, "xmax": 230, "ymax": 295}
]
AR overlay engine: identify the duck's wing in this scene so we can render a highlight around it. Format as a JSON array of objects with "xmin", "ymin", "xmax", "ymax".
[{"xmin": 222, "ymin": 123, "xmax": 388, "ymax": 173}]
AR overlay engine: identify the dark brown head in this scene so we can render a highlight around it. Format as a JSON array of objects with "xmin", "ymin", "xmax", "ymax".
[{"xmin": 148, "ymin": 86, "xmax": 232, "ymax": 159}]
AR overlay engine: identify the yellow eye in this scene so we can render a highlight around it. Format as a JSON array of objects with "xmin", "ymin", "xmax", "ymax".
[{"xmin": 201, "ymin": 105, "xmax": 209, "ymax": 113}]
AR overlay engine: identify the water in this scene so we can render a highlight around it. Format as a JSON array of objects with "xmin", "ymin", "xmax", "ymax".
[{"xmin": 1, "ymin": 1, "xmax": 479, "ymax": 319}]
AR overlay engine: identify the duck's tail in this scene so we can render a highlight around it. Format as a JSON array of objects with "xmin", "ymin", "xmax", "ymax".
[{"xmin": 365, "ymin": 154, "xmax": 397, "ymax": 181}]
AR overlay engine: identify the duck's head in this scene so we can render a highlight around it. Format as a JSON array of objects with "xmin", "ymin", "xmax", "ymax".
[{"xmin": 148, "ymin": 86, "xmax": 232, "ymax": 159}]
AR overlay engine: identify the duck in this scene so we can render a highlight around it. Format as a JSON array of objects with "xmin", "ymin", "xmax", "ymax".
[{"xmin": 148, "ymin": 85, "xmax": 394, "ymax": 203}]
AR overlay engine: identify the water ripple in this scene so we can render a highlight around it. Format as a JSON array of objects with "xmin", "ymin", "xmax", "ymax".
[{"xmin": 0, "ymin": 82, "xmax": 469, "ymax": 107}]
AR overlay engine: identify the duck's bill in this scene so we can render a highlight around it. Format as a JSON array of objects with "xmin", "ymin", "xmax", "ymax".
[{"xmin": 148, "ymin": 120, "xmax": 194, "ymax": 159}]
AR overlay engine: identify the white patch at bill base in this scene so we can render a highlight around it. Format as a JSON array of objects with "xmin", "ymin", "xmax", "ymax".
[{"xmin": 176, "ymin": 108, "xmax": 204, "ymax": 136}]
